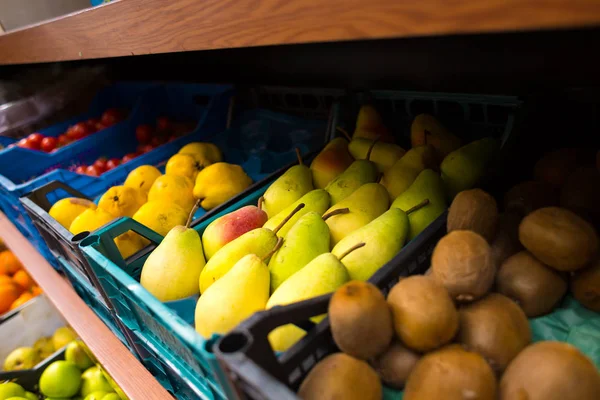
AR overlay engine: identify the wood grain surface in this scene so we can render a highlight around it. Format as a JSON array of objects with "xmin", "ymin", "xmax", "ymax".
[
  {"xmin": 0, "ymin": 0, "xmax": 600, "ymax": 64},
  {"xmin": 0, "ymin": 213, "xmax": 172, "ymax": 400}
]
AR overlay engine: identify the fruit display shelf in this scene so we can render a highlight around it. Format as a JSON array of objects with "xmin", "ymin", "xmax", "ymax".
[{"xmin": 0, "ymin": 212, "xmax": 172, "ymax": 400}]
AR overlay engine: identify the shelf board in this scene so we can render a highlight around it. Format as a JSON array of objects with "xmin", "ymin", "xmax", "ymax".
[
  {"xmin": 0, "ymin": 0, "xmax": 600, "ymax": 64},
  {"xmin": 0, "ymin": 213, "xmax": 172, "ymax": 400}
]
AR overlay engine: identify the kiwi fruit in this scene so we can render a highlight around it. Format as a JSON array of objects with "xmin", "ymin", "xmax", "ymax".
[
  {"xmin": 329, "ymin": 281, "xmax": 393, "ymax": 360},
  {"xmin": 431, "ymin": 230, "xmax": 496, "ymax": 302},
  {"xmin": 500, "ymin": 341, "xmax": 600, "ymax": 400},
  {"xmin": 496, "ymin": 251, "xmax": 567, "ymax": 317},
  {"xmin": 447, "ymin": 189, "xmax": 499, "ymax": 242},
  {"xmin": 404, "ymin": 344, "xmax": 497, "ymax": 400},
  {"xmin": 519, "ymin": 207, "xmax": 599, "ymax": 271},
  {"xmin": 504, "ymin": 180, "xmax": 558, "ymax": 217},
  {"xmin": 533, "ymin": 148, "xmax": 580, "ymax": 188},
  {"xmin": 560, "ymin": 167, "xmax": 600, "ymax": 225},
  {"xmin": 387, "ymin": 275, "xmax": 458, "ymax": 352},
  {"xmin": 490, "ymin": 212, "xmax": 523, "ymax": 269},
  {"xmin": 457, "ymin": 293, "xmax": 531, "ymax": 373},
  {"xmin": 371, "ymin": 341, "xmax": 421, "ymax": 389},
  {"xmin": 298, "ymin": 353, "xmax": 382, "ymax": 400},
  {"xmin": 571, "ymin": 257, "xmax": 600, "ymax": 312}
]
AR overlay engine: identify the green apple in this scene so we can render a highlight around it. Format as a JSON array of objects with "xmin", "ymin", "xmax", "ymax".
[
  {"xmin": 23, "ymin": 393, "xmax": 37, "ymax": 400},
  {"xmin": 82, "ymin": 366, "xmax": 98, "ymax": 380},
  {"xmin": 52, "ymin": 326, "xmax": 77, "ymax": 350},
  {"xmin": 84, "ymin": 391, "xmax": 108, "ymax": 400},
  {"xmin": 3, "ymin": 347, "xmax": 39, "ymax": 371},
  {"xmin": 80, "ymin": 366, "xmax": 113, "ymax": 397},
  {"xmin": 5, "ymin": 397, "xmax": 28, "ymax": 400},
  {"xmin": 65, "ymin": 341, "xmax": 93, "ymax": 370},
  {"xmin": 0, "ymin": 383, "xmax": 25, "ymax": 400},
  {"xmin": 39, "ymin": 360, "xmax": 82, "ymax": 398},
  {"xmin": 102, "ymin": 394, "xmax": 120, "ymax": 400},
  {"xmin": 33, "ymin": 337, "xmax": 55, "ymax": 360}
]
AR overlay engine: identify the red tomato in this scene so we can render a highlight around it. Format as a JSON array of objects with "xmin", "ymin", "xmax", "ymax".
[
  {"xmin": 167, "ymin": 134, "xmax": 178, "ymax": 142},
  {"xmin": 135, "ymin": 124, "xmax": 153, "ymax": 144},
  {"xmin": 121, "ymin": 153, "xmax": 137, "ymax": 163},
  {"xmin": 27, "ymin": 133, "xmax": 45, "ymax": 148},
  {"xmin": 40, "ymin": 137, "xmax": 58, "ymax": 153},
  {"xmin": 156, "ymin": 116, "xmax": 170, "ymax": 131},
  {"xmin": 95, "ymin": 122, "xmax": 107, "ymax": 131},
  {"xmin": 67, "ymin": 122, "xmax": 91, "ymax": 140},
  {"xmin": 106, "ymin": 158, "xmax": 122, "ymax": 170},
  {"xmin": 17, "ymin": 138, "xmax": 38, "ymax": 150},
  {"xmin": 93, "ymin": 157, "xmax": 108, "ymax": 173},
  {"xmin": 75, "ymin": 165, "xmax": 87, "ymax": 175},
  {"xmin": 150, "ymin": 136, "xmax": 166, "ymax": 147},
  {"xmin": 101, "ymin": 109, "xmax": 124, "ymax": 127},
  {"xmin": 57, "ymin": 134, "xmax": 71, "ymax": 148},
  {"xmin": 85, "ymin": 165, "xmax": 101, "ymax": 177}
]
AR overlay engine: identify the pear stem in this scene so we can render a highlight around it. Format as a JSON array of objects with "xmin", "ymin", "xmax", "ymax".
[
  {"xmin": 295, "ymin": 147, "xmax": 303, "ymax": 166},
  {"xmin": 322, "ymin": 208, "xmax": 350, "ymax": 221},
  {"xmin": 405, "ymin": 198, "xmax": 430, "ymax": 215},
  {"xmin": 258, "ymin": 196, "xmax": 265, "ymax": 211},
  {"xmin": 366, "ymin": 136, "xmax": 380, "ymax": 161},
  {"xmin": 337, "ymin": 242, "xmax": 366, "ymax": 261},
  {"xmin": 262, "ymin": 236, "xmax": 283, "ymax": 261},
  {"xmin": 336, "ymin": 126, "xmax": 352, "ymax": 142},
  {"xmin": 186, "ymin": 198, "xmax": 202, "ymax": 228},
  {"xmin": 272, "ymin": 203, "xmax": 306, "ymax": 234}
]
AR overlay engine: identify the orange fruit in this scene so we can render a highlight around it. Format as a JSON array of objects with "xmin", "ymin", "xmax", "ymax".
[
  {"xmin": 0, "ymin": 283, "xmax": 21, "ymax": 314},
  {"xmin": 9, "ymin": 292, "xmax": 34, "ymax": 310},
  {"xmin": 0, "ymin": 251, "xmax": 23, "ymax": 275},
  {"xmin": 0, "ymin": 275, "xmax": 13, "ymax": 286},
  {"xmin": 31, "ymin": 286, "xmax": 43, "ymax": 296},
  {"xmin": 12, "ymin": 270, "xmax": 34, "ymax": 290}
]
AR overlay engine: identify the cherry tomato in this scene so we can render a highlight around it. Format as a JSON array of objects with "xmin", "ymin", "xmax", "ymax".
[
  {"xmin": 168, "ymin": 134, "xmax": 178, "ymax": 143},
  {"xmin": 27, "ymin": 133, "xmax": 45, "ymax": 148},
  {"xmin": 135, "ymin": 124, "xmax": 153, "ymax": 144},
  {"xmin": 67, "ymin": 122, "xmax": 91, "ymax": 140},
  {"xmin": 75, "ymin": 165, "xmax": 87, "ymax": 175},
  {"xmin": 156, "ymin": 116, "xmax": 170, "ymax": 131},
  {"xmin": 57, "ymin": 134, "xmax": 71, "ymax": 148},
  {"xmin": 86, "ymin": 119, "xmax": 99, "ymax": 133},
  {"xmin": 17, "ymin": 138, "xmax": 38, "ymax": 150},
  {"xmin": 85, "ymin": 165, "xmax": 101, "ymax": 177},
  {"xmin": 101, "ymin": 109, "xmax": 124, "ymax": 127},
  {"xmin": 150, "ymin": 136, "xmax": 166, "ymax": 147},
  {"xmin": 95, "ymin": 122, "xmax": 107, "ymax": 132},
  {"xmin": 93, "ymin": 157, "xmax": 108, "ymax": 173},
  {"xmin": 40, "ymin": 137, "xmax": 58, "ymax": 153},
  {"xmin": 121, "ymin": 153, "xmax": 137, "ymax": 164},
  {"xmin": 106, "ymin": 158, "xmax": 122, "ymax": 170}
]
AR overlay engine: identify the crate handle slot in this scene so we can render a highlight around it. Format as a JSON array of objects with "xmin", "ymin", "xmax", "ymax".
[{"xmin": 23, "ymin": 180, "xmax": 90, "ymax": 211}]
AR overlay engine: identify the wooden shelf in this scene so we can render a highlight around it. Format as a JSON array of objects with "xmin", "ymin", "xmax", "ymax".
[
  {"xmin": 0, "ymin": 0, "xmax": 599, "ymax": 64},
  {"xmin": 0, "ymin": 213, "xmax": 171, "ymax": 400}
]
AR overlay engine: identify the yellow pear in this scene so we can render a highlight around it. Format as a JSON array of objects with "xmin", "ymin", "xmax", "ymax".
[
  {"xmin": 380, "ymin": 145, "xmax": 437, "ymax": 200},
  {"xmin": 410, "ymin": 114, "xmax": 461, "ymax": 161},
  {"xmin": 193, "ymin": 162, "xmax": 252, "ymax": 210},
  {"xmin": 310, "ymin": 138, "xmax": 355, "ymax": 189},
  {"xmin": 148, "ymin": 174, "xmax": 195, "ymax": 212},
  {"xmin": 69, "ymin": 208, "xmax": 116, "ymax": 235},
  {"xmin": 348, "ymin": 138, "xmax": 406, "ymax": 173},
  {"xmin": 49, "ymin": 198, "xmax": 97, "ymax": 229},
  {"xmin": 98, "ymin": 186, "xmax": 146, "ymax": 218},
  {"xmin": 353, "ymin": 105, "xmax": 395, "ymax": 143},
  {"xmin": 179, "ymin": 142, "xmax": 222, "ymax": 164},
  {"xmin": 133, "ymin": 201, "xmax": 188, "ymax": 237},
  {"xmin": 124, "ymin": 165, "xmax": 162, "ymax": 194}
]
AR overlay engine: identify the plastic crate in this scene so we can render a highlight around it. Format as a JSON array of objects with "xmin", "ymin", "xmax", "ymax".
[{"xmin": 8, "ymin": 82, "xmax": 233, "ymax": 261}]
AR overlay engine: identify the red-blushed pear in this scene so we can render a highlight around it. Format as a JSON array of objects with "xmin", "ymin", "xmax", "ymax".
[
  {"xmin": 310, "ymin": 137, "xmax": 354, "ymax": 189},
  {"xmin": 352, "ymin": 105, "xmax": 395, "ymax": 143}
]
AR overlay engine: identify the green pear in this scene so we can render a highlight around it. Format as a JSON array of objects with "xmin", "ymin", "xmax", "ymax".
[
  {"xmin": 391, "ymin": 169, "xmax": 447, "ymax": 240},
  {"xmin": 0, "ymin": 383, "xmax": 26, "ymax": 400},
  {"xmin": 39, "ymin": 360, "xmax": 82, "ymax": 398},
  {"xmin": 348, "ymin": 138, "xmax": 405, "ymax": 173},
  {"xmin": 441, "ymin": 137, "xmax": 499, "ymax": 199},
  {"xmin": 310, "ymin": 138, "xmax": 355, "ymax": 189},
  {"xmin": 200, "ymin": 204, "xmax": 305, "ymax": 293},
  {"xmin": 325, "ymin": 139, "xmax": 379, "ymax": 205},
  {"xmin": 263, "ymin": 189, "xmax": 330, "ymax": 237},
  {"xmin": 266, "ymin": 245, "xmax": 364, "ymax": 351},
  {"xmin": 380, "ymin": 145, "xmax": 437, "ymax": 200},
  {"xmin": 268, "ymin": 212, "xmax": 330, "ymax": 292},
  {"xmin": 331, "ymin": 202, "xmax": 428, "ymax": 281},
  {"xmin": 324, "ymin": 183, "xmax": 389, "ymax": 246},
  {"xmin": 195, "ymin": 240, "xmax": 279, "ymax": 338},
  {"xmin": 262, "ymin": 149, "xmax": 314, "ymax": 218},
  {"xmin": 140, "ymin": 202, "xmax": 206, "ymax": 301}
]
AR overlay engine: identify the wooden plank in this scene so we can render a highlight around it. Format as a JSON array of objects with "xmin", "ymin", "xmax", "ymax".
[
  {"xmin": 0, "ymin": 0, "xmax": 599, "ymax": 64},
  {"xmin": 0, "ymin": 213, "xmax": 172, "ymax": 400}
]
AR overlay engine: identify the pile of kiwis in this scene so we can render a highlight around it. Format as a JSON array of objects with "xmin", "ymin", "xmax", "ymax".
[{"xmin": 297, "ymin": 148, "xmax": 600, "ymax": 400}]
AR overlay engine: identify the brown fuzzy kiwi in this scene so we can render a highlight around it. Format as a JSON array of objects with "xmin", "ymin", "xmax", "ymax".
[
  {"xmin": 500, "ymin": 341, "xmax": 600, "ymax": 400},
  {"xmin": 504, "ymin": 180, "xmax": 559, "ymax": 217},
  {"xmin": 571, "ymin": 257, "xmax": 600, "ymax": 312},
  {"xmin": 496, "ymin": 251, "xmax": 567, "ymax": 317},
  {"xmin": 298, "ymin": 353, "xmax": 382, "ymax": 400},
  {"xmin": 431, "ymin": 230, "xmax": 496, "ymax": 302},
  {"xmin": 404, "ymin": 344, "xmax": 497, "ymax": 400},
  {"xmin": 533, "ymin": 148, "xmax": 580, "ymax": 188},
  {"xmin": 560, "ymin": 167, "xmax": 600, "ymax": 225},
  {"xmin": 371, "ymin": 341, "xmax": 421, "ymax": 389},
  {"xmin": 447, "ymin": 189, "xmax": 499, "ymax": 242},
  {"xmin": 329, "ymin": 281, "xmax": 393, "ymax": 360},
  {"xmin": 490, "ymin": 212, "xmax": 524, "ymax": 270},
  {"xmin": 387, "ymin": 275, "xmax": 458, "ymax": 352},
  {"xmin": 457, "ymin": 293, "xmax": 531, "ymax": 374},
  {"xmin": 519, "ymin": 207, "xmax": 599, "ymax": 271}
]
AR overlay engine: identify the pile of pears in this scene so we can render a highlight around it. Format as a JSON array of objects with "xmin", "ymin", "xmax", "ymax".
[
  {"xmin": 48, "ymin": 141, "xmax": 252, "ymax": 259},
  {"xmin": 137, "ymin": 105, "xmax": 502, "ymax": 351}
]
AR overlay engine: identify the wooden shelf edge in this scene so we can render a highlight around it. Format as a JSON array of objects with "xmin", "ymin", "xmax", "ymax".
[
  {"xmin": 0, "ymin": 213, "xmax": 172, "ymax": 400},
  {"xmin": 0, "ymin": 0, "xmax": 600, "ymax": 64}
]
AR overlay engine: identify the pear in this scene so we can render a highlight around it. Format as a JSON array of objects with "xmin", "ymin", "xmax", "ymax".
[
  {"xmin": 381, "ymin": 145, "xmax": 437, "ymax": 201},
  {"xmin": 348, "ymin": 137, "xmax": 405, "ymax": 173},
  {"xmin": 266, "ymin": 244, "xmax": 364, "ymax": 351},
  {"xmin": 263, "ymin": 189, "xmax": 330, "ymax": 237},
  {"xmin": 200, "ymin": 204, "xmax": 306, "ymax": 293},
  {"xmin": 352, "ymin": 105, "xmax": 395, "ymax": 143},
  {"xmin": 268, "ymin": 212, "xmax": 330, "ymax": 292},
  {"xmin": 410, "ymin": 114, "xmax": 461, "ymax": 161},
  {"xmin": 332, "ymin": 201, "xmax": 429, "ymax": 281},
  {"xmin": 441, "ymin": 137, "xmax": 499, "ymax": 199},
  {"xmin": 391, "ymin": 169, "xmax": 447, "ymax": 240},
  {"xmin": 325, "ymin": 183, "xmax": 389, "ymax": 246},
  {"xmin": 194, "ymin": 239, "xmax": 280, "ymax": 338},
  {"xmin": 310, "ymin": 138, "xmax": 355, "ymax": 189},
  {"xmin": 140, "ymin": 201, "xmax": 206, "ymax": 301},
  {"xmin": 325, "ymin": 140, "xmax": 379, "ymax": 205},
  {"xmin": 262, "ymin": 149, "xmax": 314, "ymax": 219}
]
